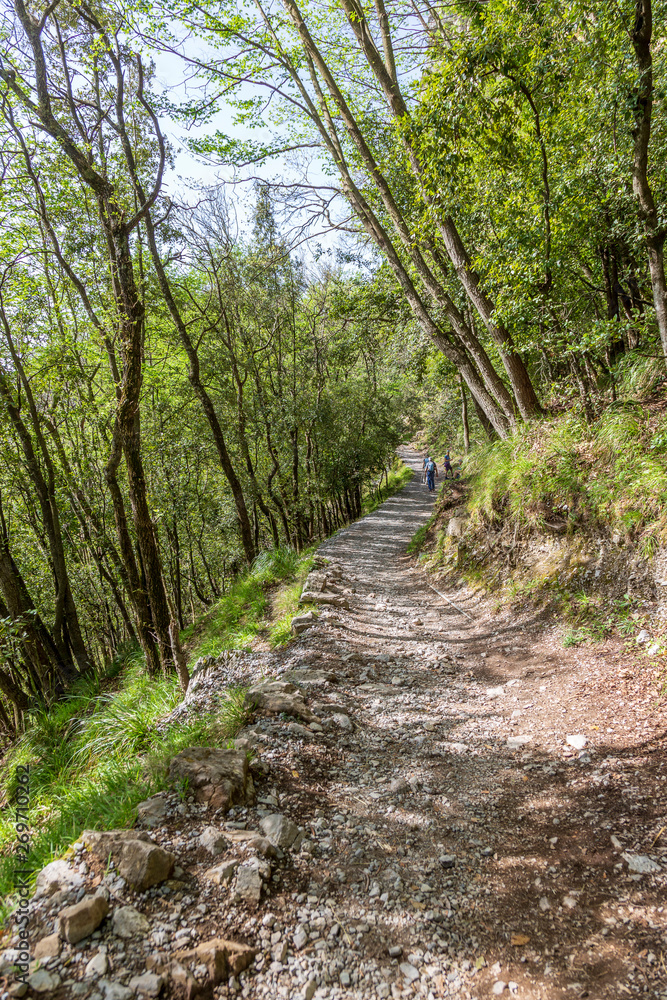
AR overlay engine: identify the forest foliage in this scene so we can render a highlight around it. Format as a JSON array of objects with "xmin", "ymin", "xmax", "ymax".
[{"xmin": 0, "ymin": 0, "xmax": 666, "ymax": 736}]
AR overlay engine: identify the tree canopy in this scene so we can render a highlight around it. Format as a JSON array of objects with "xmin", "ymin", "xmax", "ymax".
[{"xmin": 0, "ymin": 0, "xmax": 666, "ymax": 726}]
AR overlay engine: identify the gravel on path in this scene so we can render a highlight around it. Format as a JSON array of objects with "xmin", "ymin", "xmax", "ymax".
[{"xmin": 10, "ymin": 448, "xmax": 666, "ymax": 1000}]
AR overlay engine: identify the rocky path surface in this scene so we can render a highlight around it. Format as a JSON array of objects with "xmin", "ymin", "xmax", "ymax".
[{"xmin": 6, "ymin": 448, "xmax": 666, "ymax": 1000}]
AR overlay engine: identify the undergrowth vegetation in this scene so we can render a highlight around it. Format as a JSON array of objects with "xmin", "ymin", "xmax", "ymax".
[
  {"xmin": 466, "ymin": 399, "xmax": 667, "ymax": 551},
  {"xmin": 0, "ymin": 545, "xmax": 311, "ymax": 912},
  {"xmin": 412, "ymin": 360, "xmax": 667, "ymax": 671},
  {"xmin": 0, "ymin": 665, "xmax": 251, "ymax": 915},
  {"xmin": 184, "ymin": 546, "xmax": 310, "ymax": 658}
]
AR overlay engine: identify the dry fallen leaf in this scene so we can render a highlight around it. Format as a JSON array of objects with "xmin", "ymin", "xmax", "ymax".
[
  {"xmin": 510, "ymin": 933, "xmax": 531, "ymax": 946},
  {"xmin": 291, "ymin": 770, "xmax": 300, "ymax": 778}
]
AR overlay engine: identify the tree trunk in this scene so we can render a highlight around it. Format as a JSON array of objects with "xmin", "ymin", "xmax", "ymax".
[
  {"xmin": 263, "ymin": 0, "xmax": 514, "ymax": 435},
  {"xmin": 104, "ymin": 427, "xmax": 163, "ymax": 677},
  {"xmin": 4, "ymin": 2, "xmax": 179, "ymax": 675},
  {"xmin": 322, "ymin": 0, "xmax": 540, "ymax": 419},
  {"xmin": 631, "ymin": 0, "xmax": 667, "ymax": 366},
  {"xmin": 0, "ymin": 521, "xmax": 66, "ymax": 694},
  {"xmin": 569, "ymin": 355, "xmax": 594, "ymax": 424},
  {"xmin": 471, "ymin": 396, "xmax": 499, "ymax": 441},
  {"xmin": 227, "ymin": 342, "xmax": 281, "ymax": 548},
  {"xmin": 437, "ymin": 217, "xmax": 541, "ymax": 419},
  {"xmin": 460, "ymin": 374, "xmax": 470, "ymax": 454}
]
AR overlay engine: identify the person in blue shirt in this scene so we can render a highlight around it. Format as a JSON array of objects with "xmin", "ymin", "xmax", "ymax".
[
  {"xmin": 425, "ymin": 457, "xmax": 438, "ymax": 492},
  {"xmin": 444, "ymin": 452, "xmax": 454, "ymax": 479}
]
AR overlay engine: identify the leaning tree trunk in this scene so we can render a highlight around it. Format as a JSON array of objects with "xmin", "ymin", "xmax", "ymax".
[
  {"xmin": 326, "ymin": 0, "xmax": 541, "ymax": 419},
  {"xmin": 260, "ymin": 0, "xmax": 515, "ymax": 435}
]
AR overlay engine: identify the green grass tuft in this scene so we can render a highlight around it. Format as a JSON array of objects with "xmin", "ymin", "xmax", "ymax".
[
  {"xmin": 407, "ymin": 522, "xmax": 430, "ymax": 555},
  {"xmin": 0, "ymin": 666, "xmax": 251, "ymax": 910},
  {"xmin": 464, "ymin": 409, "xmax": 667, "ymax": 546},
  {"xmin": 187, "ymin": 546, "xmax": 314, "ymax": 658}
]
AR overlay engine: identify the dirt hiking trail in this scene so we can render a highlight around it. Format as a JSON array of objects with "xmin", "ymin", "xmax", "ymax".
[
  {"xmin": 13, "ymin": 448, "xmax": 666, "ymax": 1000},
  {"xmin": 221, "ymin": 446, "xmax": 666, "ymax": 1000},
  {"xmin": 277, "ymin": 446, "xmax": 667, "ymax": 1000}
]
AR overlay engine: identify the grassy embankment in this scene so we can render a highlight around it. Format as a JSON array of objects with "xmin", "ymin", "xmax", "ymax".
[
  {"xmin": 0, "ymin": 457, "xmax": 412, "ymax": 916},
  {"xmin": 411, "ymin": 363, "xmax": 667, "ymax": 658}
]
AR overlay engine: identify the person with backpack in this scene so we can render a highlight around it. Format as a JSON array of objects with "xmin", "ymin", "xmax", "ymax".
[
  {"xmin": 422, "ymin": 453, "xmax": 429, "ymax": 484},
  {"xmin": 426, "ymin": 456, "xmax": 438, "ymax": 492},
  {"xmin": 444, "ymin": 452, "xmax": 454, "ymax": 479}
]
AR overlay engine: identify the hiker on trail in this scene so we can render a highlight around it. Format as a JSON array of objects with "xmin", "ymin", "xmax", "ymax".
[
  {"xmin": 422, "ymin": 454, "xmax": 429, "ymax": 484},
  {"xmin": 444, "ymin": 452, "xmax": 454, "ymax": 479},
  {"xmin": 426, "ymin": 456, "xmax": 438, "ymax": 492}
]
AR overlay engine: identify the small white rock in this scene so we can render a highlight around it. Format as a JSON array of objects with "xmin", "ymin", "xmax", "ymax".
[
  {"xmin": 302, "ymin": 979, "xmax": 317, "ymax": 1000},
  {"xmin": 399, "ymin": 962, "xmax": 419, "ymax": 982},
  {"xmin": 622, "ymin": 853, "xmax": 661, "ymax": 874},
  {"xmin": 507, "ymin": 735, "xmax": 532, "ymax": 749},
  {"xmin": 84, "ymin": 951, "xmax": 109, "ymax": 978}
]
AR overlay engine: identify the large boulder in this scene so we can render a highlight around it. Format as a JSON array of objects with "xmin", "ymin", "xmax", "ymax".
[
  {"xmin": 173, "ymin": 937, "xmax": 256, "ymax": 985},
  {"xmin": 246, "ymin": 680, "xmax": 318, "ymax": 724},
  {"xmin": 33, "ymin": 859, "xmax": 85, "ymax": 900},
  {"xmin": 82, "ymin": 830, "xmax": 174, "ymax": 890},
  {"xmin": 168, "ymin": 748, "xmax": 250, "ymax": 812},
  {"xmin": 58, "ymin": 891, "xmax": 109, "ymax": 943}
]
